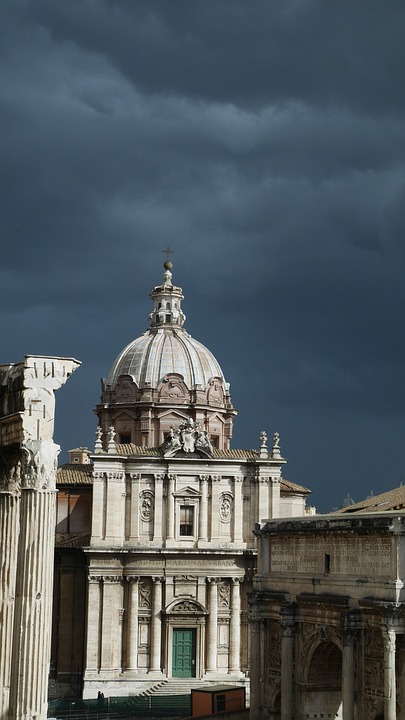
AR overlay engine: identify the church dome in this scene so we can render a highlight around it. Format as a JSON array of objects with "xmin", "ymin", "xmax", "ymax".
[
  {"xmin": 99, "ymin": 258, "xmax": 236, "ymax": 450},
  {"xmin": 105, "ymin": 259, "xmax": 228, "ymax": 392},
  {"xmin": 106, "ymin": 330, "xmax": 226, "ymax": 391}
]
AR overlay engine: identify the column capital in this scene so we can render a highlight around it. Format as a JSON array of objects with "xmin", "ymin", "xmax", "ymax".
[
  {"xmin": 199, "ymin": 474, "xmax": 209, "ymax": 482},
  {"xmin": 154, "ymin": 473, "xmax": 165, "ymax": 482},
  {"xmin": 207, "ymin": 576, "xmax": 221, "ymax": 584},
  {"xmin": 231, "ymin": 576, "xmax": 243, "ymax": 585},
  {"xmin": 88, "ymin": 575, "xmax": 101, "ymax": 584},
  {"xmin": 130, "ymin": 472, "xmax": 142, "ymax": 480},
  {"xmin": 125, "ymin": 575, "xmax": 140, "ymax": 583},
  {"xmin": 341, "ymin": 610, "xmax": 364, "ymax": 639},
  {"xmin": 152, "ymin": 576, "xmax": 165, "ymax": 584},
  {"xmin": 168, "ymin": 473, "xmax": 177, "ymax": 482},
  {"xmin": 102, "ymin": 575, "xmax": 122, "ymax": 583}
]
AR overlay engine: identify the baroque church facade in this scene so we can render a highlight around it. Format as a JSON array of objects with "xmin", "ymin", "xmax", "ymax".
[{"xmin": 52, "ymin": 260, "xmax": 310, "ymax": 699}]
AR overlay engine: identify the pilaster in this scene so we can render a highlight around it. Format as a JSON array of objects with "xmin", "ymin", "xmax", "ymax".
[
  {"xmin": 206, "ymin": 577, "xmax": 219, "ymax": 673},
  {"xmin": 229, "ymin": 578, "xmax": 242, "ymax": 673}
]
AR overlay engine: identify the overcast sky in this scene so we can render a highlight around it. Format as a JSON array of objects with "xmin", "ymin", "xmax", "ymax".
[{"xmin": 1, "ymin": 0, "xmax": 405, "ymax": 511}]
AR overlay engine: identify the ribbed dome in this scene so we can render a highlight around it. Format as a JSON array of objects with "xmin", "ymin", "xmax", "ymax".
[{"xmin": 106, "ymin": 327, "xmax": 226, "ymax": 390}]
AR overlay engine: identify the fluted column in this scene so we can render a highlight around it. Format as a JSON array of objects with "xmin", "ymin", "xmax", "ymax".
[
  {"xmin": 0, "ymin": 356, "xmax": 79, "ymax": 720},
  {"xmin": 166, "ymin": 474, "xmax": 175, "ymax": 540},
  {"xmin": 229, "ymin": 578, "xmax": 241, "ymax": 672},
  {"xmin": 281, "ymin": 609, "xmax": 295, "ymax": 720},
  {"xmin": 382, "ymin": 621, "xmax": 397, "ymax": 720},
  {"xmin": 233, "ymin": 475, "xmax": 243, "ymax": 542},
  {"xmin": 0, "ymin": 454, "xmax": 21, "ymax": 720},
  {"xmin": 150, "ymin": 577, "xmax": 163, "ymax": 672},
  {"xmin": 199, "ymin": 474, "xmax": 208, "ymax": 541},
  {"xmin": 206, "ymin": 578, "xmax": 219, "ymax": 672},
  {"xmin": 84, "ymin": 576, "xmax": 101, "ymax": 674},
  {"xmin": 126, "ymin": 576, "xmax": 139, "ymax": 672},
  {"xmin": 9, "ymin": 459, "xmax": 58, "ymax": 720}
]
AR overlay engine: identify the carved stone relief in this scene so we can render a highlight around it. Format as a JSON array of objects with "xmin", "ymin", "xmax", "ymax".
[
  {"xmin": 139, "ymin": 581, "xmax": 151, "ymax": 608},
  {"xmin": 218, "ymin": 583, "xmax": 230, "ymax": 608},
  {"xmin": 139, "ymin": 490, "xmax": 154, "ymax": 522},
  {"xmin": 219, "ymin": 493, "xmax": 233, "ymax": 523}
]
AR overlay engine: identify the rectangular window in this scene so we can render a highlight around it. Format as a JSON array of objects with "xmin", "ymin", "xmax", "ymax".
[
  {"xmin": 119, "ymin": 434, "xmax": 131, "ymax": 443},
  {"xmin": 179, "ymin": 505, "xmax": 194, "ymax": 536}
]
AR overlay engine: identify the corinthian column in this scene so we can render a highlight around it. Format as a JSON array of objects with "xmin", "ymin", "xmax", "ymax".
[
  {"xmin": 0, "ymin": 450, "xmax": 21, "ymax": 719},
  {"xmin": 2, "ymin": 356, "xmax": 80, "ymax": 720},
  {"xmin": 382, "ymin": 621, "xmax": 397, "ymax": 720}
]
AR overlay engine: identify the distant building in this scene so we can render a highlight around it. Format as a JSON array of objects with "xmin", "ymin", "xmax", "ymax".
[
  {"xmin": 51, "ymin": 261, "xmax": 310, "ymax": 699},
  {"xmin": 249, "ymin": 505, "xmax": 405, "ymax": 720}
]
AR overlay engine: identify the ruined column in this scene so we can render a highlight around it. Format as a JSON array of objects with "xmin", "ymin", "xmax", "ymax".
[
  {"xmin": 0, "ymin": 448, "xmax": 21, "ymax": 718},
  {"xmin": 0, "ymin": 355, "xmax": 80, "ymax": 720}
]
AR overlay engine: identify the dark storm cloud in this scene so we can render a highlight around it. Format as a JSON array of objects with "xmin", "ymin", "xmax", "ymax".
[{"xmin": 1, "ymin": 0, "xmax": 405, "ymax": 510}]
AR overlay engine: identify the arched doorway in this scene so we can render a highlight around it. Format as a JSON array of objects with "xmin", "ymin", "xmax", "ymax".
[
  {"xmin": 304, "ymin": 641, "xmax": 343, "ymax": 719},
  {"xmin": 163, "ymin": 599, "xmax": 208, "ymax": 680}
]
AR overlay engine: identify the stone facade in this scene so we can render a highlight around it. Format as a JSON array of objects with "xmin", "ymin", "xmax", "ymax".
[
  {"xmin": 0, "ymin": 355, "xmax": 79, "ymax": 720},
  {"xmin": 249, "ymin": 513, "xmax": 405, "ymax": 720},
  {"xmin": 51, "ymin": 263, "xmax": 310, "ymax": 699}
]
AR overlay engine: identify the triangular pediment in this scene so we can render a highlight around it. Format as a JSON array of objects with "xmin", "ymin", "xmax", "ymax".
[{"xmin": 172, "ymin": 486, "xmax": 201, "ymax": 499}]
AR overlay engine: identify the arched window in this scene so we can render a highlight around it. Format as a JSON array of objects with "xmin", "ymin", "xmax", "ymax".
[{"xmin": 308, "ymin": 642, "xmax": 342, "ymax": 686}]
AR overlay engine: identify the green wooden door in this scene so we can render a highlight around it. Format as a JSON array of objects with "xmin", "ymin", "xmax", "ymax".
[{"xmin": 172, "ymin": 628, "xmax": 196, "ymax": 677}]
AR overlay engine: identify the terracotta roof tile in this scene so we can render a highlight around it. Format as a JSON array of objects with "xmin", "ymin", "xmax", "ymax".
[
  {"xmin": 338, "ymin": 485, "xmax": 405, "ymax": 513},
  {"xmin": 57, "ymin": 464, "xmax": 93, "ymax": 485},
  {"xmin": 280, "ymin": 479, "xmax": 311, "ymax": 494}
]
